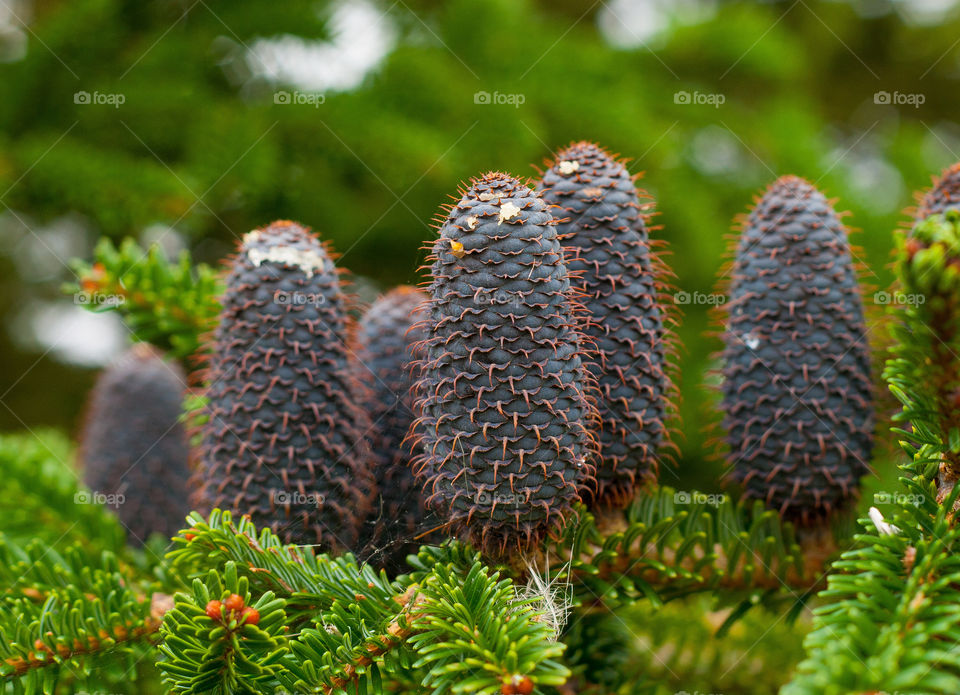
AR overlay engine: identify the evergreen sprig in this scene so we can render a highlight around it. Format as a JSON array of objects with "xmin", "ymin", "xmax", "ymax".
[
  {"xmin": 165, "ymin": 513, "xmax": 570, "ymax": 695},
  {"xmin": 783, "ymin": 211, "xmax": 960, "ymax": 694},
  {"xmin": 885, "ymin": 210, "xmax": 960, "ymax": 501},
  {"xmin": 783, "ymin": 478, "xmax": 960, "ymax": 694},
  {"xmin": 69, "ymin": 237, "xmax": 222, "ymax": 360},
  {"xmin": 167, "ymin": 511, "xmax": 371, "ymax": 623},
  {"xmin": 407, "ymin": 560, "xmax": 568, "ymax": 695},
  {"xmin": 157, "ymin": 562, "xmax": 288, "ymax": 694},
  {"xmin": 0, "ymin": 534, "xmax": 161, "ymax": 693}
]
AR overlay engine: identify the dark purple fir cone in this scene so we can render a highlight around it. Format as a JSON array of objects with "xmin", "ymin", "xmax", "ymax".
[
  {"xmin": 540, "ymin": 141, "xmax": 678, "ymax": 507},
  {"xmin": 916, "ymin": 162, "xmax": 960, "ymax": 221},
  {"xmin": 353, "ymin": 286, "xmax": 433, "ymax": 566},
  {"xmin": 193, "ymin": 220, "xmax": 376, "ymax": 551},
  {"xmin": 718, "ymin": 176, "xmax": 874, "ymax": 523},
  {"xmin": 411, "ymin": 172, "xmax": 599, "ymax": 557},
  {"xmin": 79, "ymin": 343, "xmax": 191, "ymax": 545}
]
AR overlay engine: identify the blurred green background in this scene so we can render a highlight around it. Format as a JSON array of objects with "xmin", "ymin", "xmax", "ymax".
[{"xmin": 0, "ymin": 0, "xmax": 956, "ymax": 490}]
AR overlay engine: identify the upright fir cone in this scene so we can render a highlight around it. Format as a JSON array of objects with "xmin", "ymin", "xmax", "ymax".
[
  {"xmin": 193, "ymin": 220, "xmax": 376, "ymax": 550},
  {"xmin": 718, "ymin": 177, "xmax": 874, "ymax": 523},
  {"xmin": 412, "ymin": 172, "xmax": 598, "ymax": 557},
  {"xmin": 79, "ymin": 343, "xmax": 191, "ymax": 544},
  {"xmin": 540, "ymin": 141, "xmax": 677, "ymax": 507},
  {"xmin": 916, "ymin": 162, "xmax": 960, "ymax": 221},
  {"xmin": 354, "ymin": 286, "xmax": 432, "ymax": 566}
]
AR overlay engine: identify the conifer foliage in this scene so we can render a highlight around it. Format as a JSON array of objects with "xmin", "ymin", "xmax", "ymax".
[
  {"xmin": 193, "ymin": 220, "xmax": 376, "ymax": 551},
  {"xmin": 785, "ymin": 208, "xmax": 960, "ymax": 695},
  {"xmin": 72, "ymin": 237, "xmax": 222, "ymax": 360},
  {"xmin": 888, "ymin": 210, "xmax": 960, "ymax": 502}
]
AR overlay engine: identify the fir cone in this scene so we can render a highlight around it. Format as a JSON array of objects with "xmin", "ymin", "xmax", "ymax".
[
  {"xmin": 354, "ymin": 286, "xmax": 433, "ymax": 566},
  {"xmin": 916, "ymin": 162, "xmax": 960, "ymax": 221},
  {"xmin": 194, "ymin": 220, "xmax": 376, "ymax": 550},
  {"xmin": 79, "ymin": 343, "xmax": 191, "ymax": 544},
  {"xmin": 719, "ymin": 177, "xmax": 874, "ymax": 522},
  {"xmin": 412, "ymin": 172, "xmax": 597, "ymax": 557},
  {"xmin": 540, "ymin": 141, "xmax": 675, "ymax": 507}
]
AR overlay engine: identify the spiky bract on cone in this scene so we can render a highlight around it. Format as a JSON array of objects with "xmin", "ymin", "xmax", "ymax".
[
  {"xmin": 79, "ymin": 343, "xmax": 191, "ymax": 545},
  {"xmin": 354, "ymin": 286, "xmax": 432, "ymax": 565},
  {"xmin": 540, "ymin": 141, "xmax": 675, "ymax": 507},
  {"xmin": 194, "ymin": 220, "xmax": 375, "ymax": 550},
  {"xmin": 412, "ymin": 172, "xmax": 597, "ymax": 557},
  {"xmin": 719, "ymin": 177, "xmax": 874, "ymax": 523},
  {"xmin": 916, "ymin": 162, "xmax": 960, "ymax": 221}
]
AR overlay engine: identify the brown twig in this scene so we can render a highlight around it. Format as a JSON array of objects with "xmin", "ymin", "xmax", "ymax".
[{"xmin": 3, "ymin": 593, "xmax": 172, "ymax": 679}]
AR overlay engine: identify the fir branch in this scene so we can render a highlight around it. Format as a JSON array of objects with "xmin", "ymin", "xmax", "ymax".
[
  {"xmin": 885, "ymin": 210, "xmax": 960, "ymax": 502},
  {"xmin": 281, "ymin": 584, "xmax": 424, "ymax": 695},
  {"xmin": 5, "ymin": 610, "xmax": 162, "ymax": 677},
  {"xmin": 784, "ymin": 210, "xmax": 960, "ymax": 694},
  {"xmin": 0, "ymin": 534, "xmax": 165, "ymax": 690},
  {"xmin": 551, "ymin": 487, "xmax": 824, "ymax": 606},
  {"xmin": 69, "ymin": 237, "xmax": 222, "ymax": 360},
  {"xmin": 165, "ymin": 513, "xmax": 570, "ymax": 695},
  {"xmin": 408, "ymin": 560, "xmax": 568, "ymax": 695},
  {"xmin": 783, "ymin": 478, "xmax": 960, "ymax": 694},
  {"xmin": 167, "ymin": 511, "xmax": 378, "ymax": 623}
]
